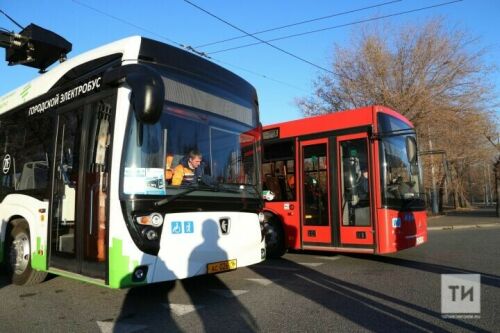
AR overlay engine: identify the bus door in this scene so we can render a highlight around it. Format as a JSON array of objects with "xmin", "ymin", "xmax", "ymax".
[
  {"xmin": 300, "ymin": 139, "xmax": 331, "ymax": 245},
  {"xmin": 337, "ymin": 133, "xmax": 374, "ymax": 247},
  {"xmin": 49, "ymin": 99, "xmax": 112, "ymax": 280}
]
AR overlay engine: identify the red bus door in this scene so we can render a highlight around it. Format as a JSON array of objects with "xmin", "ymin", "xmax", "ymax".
[
  {"xmin": 337, "ymin": 134, "xmax": 374, "ymax": 248},
  {"xmin": 300, "ymin": 139, "xmax": 331, "ymax": 245}
]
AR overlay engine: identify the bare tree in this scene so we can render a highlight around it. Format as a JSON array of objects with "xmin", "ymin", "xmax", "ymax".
[
  {"xmin": 297, "ymin": 18, "xmax": 499, "ymax": 209},
  {"xmin": 486, "ymin": 131, "xmax": 500, "ymax": 216}
]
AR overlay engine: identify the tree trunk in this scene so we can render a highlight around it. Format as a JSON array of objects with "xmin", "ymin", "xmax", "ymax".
[
  {"xmin": 453, "ymin": 191, "xmax": 459, "ymax": 209},
  {"xmin": 496, "ymin": 175, "xmax": 499, "ymax": 217},
  {"xmin": 438, "ymin": 174, "xmax": 447, "ymax": 213},
  {"xmin": 495, "ymin": 159, "xmax": 500, "ymax": 217}
]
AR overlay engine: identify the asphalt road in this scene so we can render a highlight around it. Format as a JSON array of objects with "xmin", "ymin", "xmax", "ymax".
[{"xmin": 1, "ymin": 225, "xmax": 499, "ymax": 332}]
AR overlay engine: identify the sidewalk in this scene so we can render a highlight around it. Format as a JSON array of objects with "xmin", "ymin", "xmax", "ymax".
[{"xmin": 427, "ymin": 207, "xmax": 500, "ymax": 231}]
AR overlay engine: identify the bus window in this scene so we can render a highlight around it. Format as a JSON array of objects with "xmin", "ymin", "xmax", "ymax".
[
  {"xmin": 378, "ymin": 113, "xmax": 425, "ymax": 210},
  {"xmin": 0, "ymin": 112, "xmax": 52, "ymax": 196},
  {"xmin": 262, "ymin": 140, "xmax": 295, "ymax": 201},
  {"xmin": 340, "ymin": 139, "xmax": 370, "ymax": 226},
  {"xmin": 52, "ymin": 110, "xmax": 83, "ymax": 256},
  {"xmin": 302, "ymin": 143, "xmax": 328, "ymax": 226}
]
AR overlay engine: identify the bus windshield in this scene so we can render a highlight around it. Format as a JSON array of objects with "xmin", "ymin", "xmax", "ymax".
[
  {"xmin": 122, "ymin": 97, "xmax": 260, "ymax": 198},
  {"xmin": 378, "ymin": 114, "xmax": 425, "ymax": 210}
]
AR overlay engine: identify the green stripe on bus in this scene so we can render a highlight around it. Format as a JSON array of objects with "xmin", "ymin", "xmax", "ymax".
[
  {"xmin": 109, "ymin": 238, "xmax": 143, "ymax": 288},
  {"xmin": 20, "ymin": 84, "xmax": 31, "ymax": 99},
  {"xmin": 31, "ymin": 237, "xmax": 47, "ymax": 271}
]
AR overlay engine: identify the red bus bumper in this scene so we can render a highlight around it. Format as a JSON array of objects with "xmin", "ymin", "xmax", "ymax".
[{"xmin": 376, "ymin": 209, "xmax": 427, "ymax": 254}]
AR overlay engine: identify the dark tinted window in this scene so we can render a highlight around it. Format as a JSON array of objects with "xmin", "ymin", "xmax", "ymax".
[
  {"xmin": 263, "ymin": 140, "xmax": 294, "ymax": 161},
  {"xmin": 378, "ymin": 113, "xmax": 411, "ymax": 133},
  {"xmin": 0, "ymin": 112, "xmax": 53, "ymax": 197},
  {"xmin": 377, "ymin": 113, "xmax": 425, "ymax": 210},
  {"xmin": 262, "ymin": 140, "xmax": 296, "ymax": 201}
]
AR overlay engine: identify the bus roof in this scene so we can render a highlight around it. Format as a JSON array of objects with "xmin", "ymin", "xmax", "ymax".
[
  {"xmin": 263, "ymin": 105, "xmax": 413, "ymax": 139},
  {"xmin": 0, "ymin": 36, "xmax": 143, "ymax": 115}
]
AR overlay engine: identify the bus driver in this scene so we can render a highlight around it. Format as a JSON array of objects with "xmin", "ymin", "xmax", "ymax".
[{"xmin": 172, "ymin": 150, "xmax": 204, "ymax": 186}]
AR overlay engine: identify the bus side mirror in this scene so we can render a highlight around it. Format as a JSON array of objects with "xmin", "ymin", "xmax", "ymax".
[
  {"xmin": 406, "ymin": 136, "xmax": 417, "ymax": 164},
  {"xmin": 103, "ymin": 64, "xmax": 165, "ymax": 124}
]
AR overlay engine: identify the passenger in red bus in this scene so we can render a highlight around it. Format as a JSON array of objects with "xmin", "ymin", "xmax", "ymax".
[
  {"xmin": 287, "ymin": 174, "xmax": 295, "ymax": 190},
  {"xmin": 358, "ymin": 169, "xmax": 369, "ymax": 203},
  {"xmin": 360, "ymin": 169, "xmax": 369, "ymax": 193},
  {"xmin": 304, "ymin": 175, "xmax": 322, "ymax": 208},
  {"xmin": 172, "ymin": 150, "xmax": 204, "ymax": 186},
  {"xmin": 286, "ymin": 174, "xmax": 295, "ymax": 200}
]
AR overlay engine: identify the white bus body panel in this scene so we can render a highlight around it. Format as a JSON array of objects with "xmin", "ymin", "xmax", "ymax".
[
  {"xmin": 0, "ymin": 194, "xmax": 49, "ymax": 258},
  {"xmin": 106, "ymin": 86, "xmax": 158, "ymax": 287},
  {"xmin": 152, "ymin": 211, "xmax": 264, "ymax": 281},
  {"xmin": 0, "ymin": 36, "xmax": 142, "ymax": 115}
]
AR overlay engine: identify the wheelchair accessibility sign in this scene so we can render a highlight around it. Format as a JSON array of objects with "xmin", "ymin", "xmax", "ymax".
[
  {"xmin": 392, "ymin": 217, "xmax": 401, "ymax": 228},
  {"xmin": 171, "ymin": 221, "xmax": 194, "ymax": 234}
]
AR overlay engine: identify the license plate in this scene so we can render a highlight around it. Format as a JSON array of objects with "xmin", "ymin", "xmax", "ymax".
[
  {"xmin": 207, "ymin": 259, "xmax": 237, "ymax": 274},
  {"xmin": 416, "ymin": 236, "xmax": 424, "ymax": 245}
]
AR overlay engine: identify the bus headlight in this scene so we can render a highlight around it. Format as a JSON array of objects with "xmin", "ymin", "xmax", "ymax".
[
  {"xmin": 258, "ymin": 211, "xmax": 266, "ymax": 241},
  {"xmin": 135, "ymin": 213, "xmax": 164, "ymax": 227},
  {"xmin": 142, "ymin": 228, "xmax": 159, "ymax": 240},
  {"xmin": 258, "ymin": 212, "xmax": 265, "ymax": 223}
]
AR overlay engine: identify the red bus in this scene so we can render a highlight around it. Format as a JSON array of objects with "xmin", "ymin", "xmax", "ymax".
[{"xmin": 262, "ymin": 105, "xmax": 427, "ymax": 257}]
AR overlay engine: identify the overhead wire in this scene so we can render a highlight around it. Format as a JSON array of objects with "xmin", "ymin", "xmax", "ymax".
[
  {"xmin": 71, "ymin": 0, "xmax": 183, "ymax": 48},
  {"xmin": 183, "ymin": 0, "xmax": 334, "ymax": 74},
  {"xmin": 195, "ymin": 0, "xmax": 402, "ymax": 49},
  {"xmin": 0, "ymin": 9, "xmax": 24, "ymax": 30},
  {"xmin": 71, "ymin": 0, "xmax": 464, "ymax": 93},
  {"xmin": 208, "ymin": 0, "xmax": 464, "ymax": 55},
  {"xmin": 211, "ymin": 58, "xmax": 310, "ymax": 93},
  {"xmin": 71, "ymin": 0, "xmax": 310, "ymax": 92}
]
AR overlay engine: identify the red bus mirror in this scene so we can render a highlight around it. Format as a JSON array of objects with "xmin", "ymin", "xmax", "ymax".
[{"xmin": 406, "ymin": 136, "xmax": 417, "ymax": 164}]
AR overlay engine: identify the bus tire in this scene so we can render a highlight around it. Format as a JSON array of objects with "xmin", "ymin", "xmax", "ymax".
[
  {"xmin": 7, "ymin": 220, "xmax": 47, "ymax": 286},
  {"xmin": 264, "ymin": 215, "xmax": 286, "ymax": 258}
]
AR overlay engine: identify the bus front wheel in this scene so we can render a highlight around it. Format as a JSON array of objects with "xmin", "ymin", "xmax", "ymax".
[
  {"xmin": 264, "ymin": 215, "xmax": 286, "ymax": 258},
  {"xmin": 7, "ymin": 220, "xmax": 47, "ymax": 286}
]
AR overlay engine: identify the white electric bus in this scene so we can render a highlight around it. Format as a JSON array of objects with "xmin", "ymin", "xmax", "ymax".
[{"xmin": 0, "ymin": 36, "xmax": 265, "ymax": 288}]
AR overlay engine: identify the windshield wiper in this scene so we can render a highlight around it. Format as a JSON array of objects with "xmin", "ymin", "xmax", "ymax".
[
  {"xmin": 197, "ymin": 176, "xmax": 244, "ymax": 194},
  {"xmin": 154, "ymin": 178, "xmax": 222, "ymax": 207},
  {"xmin": 215, "ymin": 182, "xmax": 261, "ymax": 195},
  {"xmin": 154, "ymin": 180, "xmax": 258, "ymax": 207},
  {"xmin": 154, "ymin": 185, "xmax": 201, "ymax": 207}
]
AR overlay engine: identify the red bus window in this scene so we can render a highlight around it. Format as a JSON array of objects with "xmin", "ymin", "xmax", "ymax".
[
  {"xmin": 302, "ymin": 143, "xmax": 328, "ymax": 226},
  {"xmin": 262, "ymin": 140, "xmax": 296, "ymax": 201},
  {"xmin": 340, "ymin": 139, "xmax": 370, "ymax": 227}
]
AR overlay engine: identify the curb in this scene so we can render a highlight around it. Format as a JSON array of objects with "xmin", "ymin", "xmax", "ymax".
[{"xmin": 428, "ymin": 223, "xmax": 500, "ymax": 231}]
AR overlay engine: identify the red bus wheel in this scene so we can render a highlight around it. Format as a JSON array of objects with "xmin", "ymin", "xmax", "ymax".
[{"xmin": 264, "ymin": 216, "xmax": 286, "ymax": 258}]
